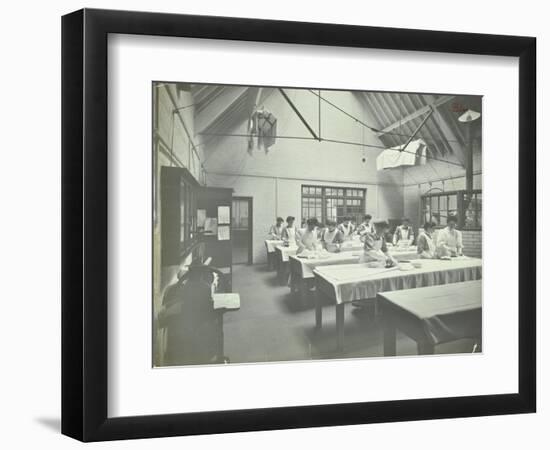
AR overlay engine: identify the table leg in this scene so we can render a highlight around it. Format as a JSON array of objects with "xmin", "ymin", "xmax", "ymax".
[
  {"xmin": 298, "ymin": 280, "xmax": 309, "ymax": 307},
  {"xmin": 383, "ymin": 320, "xmax": 397, "ymax": 356},
  {"xmin": 217, "ymin": 313, "xmax": 225, "ymax": 363},
  {"xmin": 336, "ymin": 303, "xmax": 345, "ymax": 353},
  {"xmin": 315, "ymin": 290, "xmax": 322, "ymax": 329},
  {"xmin": 278, "ymin": 262, "xmax": 289, "ymax": 285}
]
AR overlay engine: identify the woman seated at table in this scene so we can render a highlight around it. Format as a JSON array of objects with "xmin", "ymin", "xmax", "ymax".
[
  {"xmin": 359, "ymin": 219, "xmax": 397, "ymax": 267},
  {"xmin": 297, "ymin": 218, "xmax": 321, "ymax": 253},
  {"xmin": 281, "ymin": 216, "xmax": 298, "ymax": 246},
  {"xmin": 436, "ymin": 215, "xmax": 463, "ymax": 257},
  {"xmin": 417, "ymin": 221, "xmax": 437, "ymax": 259},
  {"xmin": 267, "ymin": 217, "xmax": 285, "ymax": 239},
  {"xmin": 321, "ymin": 220, "xmax": 344, "ymax": 253}
]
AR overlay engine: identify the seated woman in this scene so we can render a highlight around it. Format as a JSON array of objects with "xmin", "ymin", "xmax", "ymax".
[
  {"xmin": 281, "ymin": 216, "xmax": 298, "ymax": 246},
  {"xmin": 297, "ymin": 218, "xmax": 321, "ymax": 253},
  {"xmin": 417, "ymin": 221, "xmax": 437, "ymax": 259},
  {"xmin": 359, "ymin": 219, "xmax": 397, "ymax": 266},
  {"xmin": 158, "ymin": 261, "xmax": 220, "ymax": 365},
  {"xmin": 321, "ymin": 220, "xmax": 344, "ymax": 252},
  {"xmin": 267, "ymin": 217, "xmax": 285, "ymax": 239}
]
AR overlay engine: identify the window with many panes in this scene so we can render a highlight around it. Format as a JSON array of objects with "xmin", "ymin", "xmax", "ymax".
[
  {"xmin": 421, "ymin": 189, "xmax": 481, "ymax": 230},
  {"xmin": 301, "ymin": 185, "xmax": 366, "ymax": 225}
]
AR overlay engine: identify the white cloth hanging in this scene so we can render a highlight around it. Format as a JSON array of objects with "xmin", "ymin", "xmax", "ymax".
[{"xmin": 376, "ymin": 139, "xmax": 427, "ymax": 170}]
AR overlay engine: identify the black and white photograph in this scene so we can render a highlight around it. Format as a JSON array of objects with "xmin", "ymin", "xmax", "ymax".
[
  {"xmin": 153, "ymin": 82, "xmax": 483, "ymax": 367},
  {"xmin": 1, "ymin": 0, "xmax": 543, "ymax": 447}
]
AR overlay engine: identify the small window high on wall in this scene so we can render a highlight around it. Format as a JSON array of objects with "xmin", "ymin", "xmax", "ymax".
[
  {"xmin": 301, "ymin": 185, "xmax": 366, "ymax": 225},
  {"xmin": 421, "ymin": 189, "xmax": 482, "ymax": 230}
]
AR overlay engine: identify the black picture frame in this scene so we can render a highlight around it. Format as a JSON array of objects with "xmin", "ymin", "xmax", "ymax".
[{"xmin": 61, "ymin": 8, "xmax": 536, "ymax": 442}]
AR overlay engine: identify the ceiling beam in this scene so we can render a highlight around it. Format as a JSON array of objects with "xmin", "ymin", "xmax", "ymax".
[
  {"xmin": 363, "ymin": 93, "xmax": 400, "ymax": 147},
  {"xmin": 422, "ymin": 94, "xmax": 466, "ymax": 166},
  {"xmin": 376, "ymin": 95, "xmax": 455, "ymax": 137},
  {"xmin": 195, "ymin": 87, "xmax": 249, "ymax": 133},
  {"xmin": 279, "ymin": 88, "xmax": 319, "ymax": 140}
]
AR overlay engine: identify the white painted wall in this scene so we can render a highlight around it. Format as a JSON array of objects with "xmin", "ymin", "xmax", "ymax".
[{"xmin": 204, "ymin": 89, "xmax": 405, "ymax": 263}]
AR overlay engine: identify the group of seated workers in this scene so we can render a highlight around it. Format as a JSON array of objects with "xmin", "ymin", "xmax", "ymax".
[{"xmin": 267, "ymin": 212, "xmax": 465, "ymax": 263}]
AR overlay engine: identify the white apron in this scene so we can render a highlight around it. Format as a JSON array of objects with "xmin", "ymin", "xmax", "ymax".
[{"xmin": 359, "ymin": 235, "xmax": 387, "ymax": 263}]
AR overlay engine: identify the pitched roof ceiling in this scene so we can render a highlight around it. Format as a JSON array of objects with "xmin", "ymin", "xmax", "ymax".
[
  {"xmin": 186, "ymin": 84, "xmax": 480, "ymax": 168},
  {"xmin": 356, "ymin": 92, "xmax": 482, "ymax": 166}
]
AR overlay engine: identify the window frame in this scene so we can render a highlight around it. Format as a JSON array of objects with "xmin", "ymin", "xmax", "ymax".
[
  {"xmin": 421, "ymin": 189, "xmax": 482, "ymax": 230},
  {"xmin": 301, "ymin": 184, "xmax": 366, "ymax": 225}
]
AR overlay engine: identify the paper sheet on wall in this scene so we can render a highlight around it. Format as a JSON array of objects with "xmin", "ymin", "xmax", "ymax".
[
  {"xmin": 204, "ymin": 218, "xmax": 218, "ymax": 235},
  {"xmin": 217, "ymin": 225, "xmax": 230, "ymax": 241},
  {"xmin": 217, "ymin": 206, "xmax": 230, "ymax": 224},
  {"xmin": 197, "ymin": 209, "xmax": 206, "ymax": 228}
]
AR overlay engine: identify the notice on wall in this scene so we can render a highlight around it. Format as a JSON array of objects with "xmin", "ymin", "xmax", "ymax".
[
  {"xmin": 217, "ymin": 225, "xmax": 230, "ymax": 241},
  {"xmin": 217, "ymin": 206, "xmax": 230, "ymax": 225},
  {"xmin": 197, "ymin": 209, "xmax": 206, "ymax": 228}
]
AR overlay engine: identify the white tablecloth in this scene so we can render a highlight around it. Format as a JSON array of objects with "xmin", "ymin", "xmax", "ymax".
[
  {"xmin": 290, "ymin": 253, "xmax": 362, "ymax": 279},
  {"xmin": 314, "ymin": 257, "xmax": 482, "ymax": 304},
  {"xmin": 388, "ymin": 246, "xmax": 418, "ymax": 261},
  {"xmin": 276, "ymin": 245, "xmax": 299, "ymax": 262},
  {"xmin": 265, "ymin": 240, "xmax": 284, "ymax": 253},
  {"xmin": 290, "ymin": 247, "xmax": 419, "ymax": 280}
]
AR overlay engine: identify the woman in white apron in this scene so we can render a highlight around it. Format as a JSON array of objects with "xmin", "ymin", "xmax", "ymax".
[
  {"xmin": 417, "ymin": 221, "xmax": 436, "ymax": 259},
  {"xmin": 321, "ymin": 220, "xmax": 344, "ymax": 252},
  {"xmin": 338, "ymin": 216, "xmax": 355, "ymax": 241},
  {"xmin": 359, "ymin": 219, "xmax": 397, "ymax": 266},
  {"xmin": 393, "ymin": 218, "xmax": 414, "ymax": 246},
  {"xmin": 356, "ymin": 214, "xmax": 374, "ymax": 237},
  {"xmin": 297, "ymin": 218, "xmax": 320, "ymax": 253},
  {"xmin": 435, "ymin": 215, "xmax": 463, "ymax": 257},
  {"xmin": 281, "ymin": 216, "xmax": 298, "ymax": 246},
  {"xmin": 267, "ymin": 217, "xmax": 285, "ymax": 239}
]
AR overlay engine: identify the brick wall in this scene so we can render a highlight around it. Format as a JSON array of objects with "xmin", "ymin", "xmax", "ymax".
[{"xmin": 462, "ymin": 230, "xmax": 482, "ymax": 258}]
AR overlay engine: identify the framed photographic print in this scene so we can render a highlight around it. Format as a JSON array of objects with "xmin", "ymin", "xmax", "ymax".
[{"xmin": 62, "ymin": 8, "xmax": 536, "ymax": 442}]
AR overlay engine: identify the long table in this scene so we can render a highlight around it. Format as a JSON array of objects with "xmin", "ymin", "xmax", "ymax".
[
  {"xmin": 378, "ymin": 281, "xmax": 481, "ymax": 356},
  {"xmin": 275, "ymin": 245, "xmax": 298, "ymax": 284},
  {"xmin": 277, "ymin": 242, "xmax": 364, "ymax": 287},
  {"xmin": 313, "ymin": 257, "xmax": 482, "ymax": 351},
  {"xmin": 289, "ymin": 246, "xmax": 418, "ymax": 302},
  {"xmin": 265, "ymin": 239, "xmax": 284, "ymax": 270}
]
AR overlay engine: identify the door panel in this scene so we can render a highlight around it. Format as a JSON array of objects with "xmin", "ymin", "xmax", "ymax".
[{"xmin": 231, "ymin": 198, "xmax": 252, "ymax": 265}]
